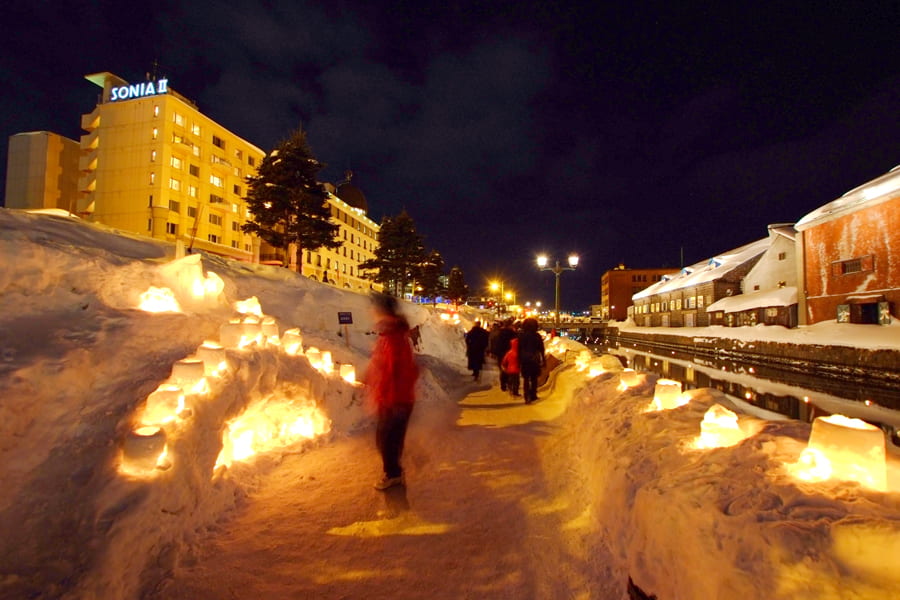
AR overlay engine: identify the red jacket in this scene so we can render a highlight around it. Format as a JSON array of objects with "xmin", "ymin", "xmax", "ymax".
[
  {"xmin": 501, "ymin": 339, "xmax": 520, "ymax": 375},
  {"xmin": 365, "ymin": 315, "xmax": 419, "ymax": 409}
]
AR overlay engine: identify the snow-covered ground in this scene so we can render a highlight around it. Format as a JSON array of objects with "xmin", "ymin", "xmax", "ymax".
[{"xmin": 1, "ymin": 209, "xmax": 899, "ymax": 599}]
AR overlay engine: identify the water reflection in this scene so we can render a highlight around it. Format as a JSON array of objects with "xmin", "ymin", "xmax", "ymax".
[{"xmin": 590, "ymin": 343, "xmax": 900, "ymax": 446}]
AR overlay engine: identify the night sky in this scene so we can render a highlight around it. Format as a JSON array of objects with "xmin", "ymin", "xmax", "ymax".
[{"xmin": 2, "ymin": 1, "xmax": 899, "ymax": 310}]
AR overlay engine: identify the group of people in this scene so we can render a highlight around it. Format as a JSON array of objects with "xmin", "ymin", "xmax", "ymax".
[
  {"xmin": 465, "ymin": 317, "xmax": 546, "ymax": 404},
  {"xmin": 364, "ymin": 296, "xmax": 549, "ymax": 492}
]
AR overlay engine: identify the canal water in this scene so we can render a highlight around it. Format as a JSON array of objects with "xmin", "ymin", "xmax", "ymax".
[{"xmin": 584, "ymin": 340, "xmax": 900, "ymax": 447}]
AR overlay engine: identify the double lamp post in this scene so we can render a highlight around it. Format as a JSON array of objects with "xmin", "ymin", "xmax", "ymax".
[{"xmin": 536, "ymin": 254, "xmax": 579, "ymax": 329}]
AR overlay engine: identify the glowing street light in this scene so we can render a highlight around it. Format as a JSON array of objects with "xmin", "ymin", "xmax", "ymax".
[{"xmin": 536, "ymin": 254, "xmax": 579, "ymax": 329}]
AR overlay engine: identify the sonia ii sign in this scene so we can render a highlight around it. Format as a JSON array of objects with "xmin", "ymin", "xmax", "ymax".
[{"xmin": 109, "ymin": 79, "xmax": 169, "ymax": 102}]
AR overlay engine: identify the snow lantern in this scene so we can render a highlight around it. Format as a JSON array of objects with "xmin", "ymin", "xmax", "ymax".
[
  {"xmin": 219, "ymin": 320, "xmax": 244, "ymax": 349},
  {"xmin": 242, "ymin": 316, "xmax": 264, "ymax": 347},
  {"xmin": 196, "ymin": 341, "xmax": 228, "ymax": 376},
  {"xmin": 650, "ymin": 379, "xmax": 686, "ymax": 411},
  {"xmin": 619, "ymin": 368, "xmax": 640, "ymax": 389},
  {"xmin": 575, "ymin": 350, "xmax": 592, "ymax": 371},
  {"xmin": 190, "ymin": 270, "xmax": 224, "ymax": 302},
  {"xmin": 122, "ymin": 426, "xmax": 167, "ymax": 471},
  {"xmin": 141, "ymin": 384, "xmax": 186, "ymax": 425},
  {"xmin": 695, "ymin": 404, "xmax": 746, "ymax": 448},
  {"xmin": 281, "ymin": 328, "xmax": 304, "ymax": 355},
  {"xmin": 339, "ymin": 363, "xmax": 356, "ymax": 384},
  {"xmin": 306, "ymin": 347, "xmax": 323, "ymax": 370},
  {"xmin": 794, "ymin": 414, "xmax": 887, "ymax": 491},
  {"xmin": 261, "ymin": 317, "xmax": 280, "ymax": 345},
  {"xmin": 170, "ymin": 359, "xmax": 208, "ymax": 394},
  {"xmin": 138, "ymin": 286, "xmax": 181, "ymax": 313},
  {"xmin": 320, "ymin": 350, "xmax": 334, "ymax": 374},
  {"xmin": 234, "ymin": 296, "xmax": 263, "ymax": 317}
]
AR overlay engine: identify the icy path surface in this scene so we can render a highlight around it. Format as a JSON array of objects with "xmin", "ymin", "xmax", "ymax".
[{"xmin": 151, "ymin": 362, "xmax": 611, "ymax": 599}]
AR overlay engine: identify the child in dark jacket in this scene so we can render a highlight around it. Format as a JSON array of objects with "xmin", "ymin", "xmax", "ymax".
[{"xmin": 500, "ymin": 338, "xmax": 521, "ymax": 397}]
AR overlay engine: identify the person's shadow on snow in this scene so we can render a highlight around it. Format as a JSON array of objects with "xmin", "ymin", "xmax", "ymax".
[{"xmin": 382, "ymin": 484, "xmax": 410, "ymax": 516}]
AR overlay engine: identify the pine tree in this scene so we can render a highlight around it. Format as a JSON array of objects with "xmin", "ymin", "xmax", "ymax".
[
  {"xmin": 359, "ymin": 210, "xmax": 426, "ymax": 296},
  {"xmin": 417, "ymin": 249, "xmax": 446, "ymax": 305},
  {"xmin": 447, "ymin": 266, "xmax": 468, "ymax": 308},
  {"xmin": 242, "ymin": 128, "xmax": 341, "ymax": 267}
]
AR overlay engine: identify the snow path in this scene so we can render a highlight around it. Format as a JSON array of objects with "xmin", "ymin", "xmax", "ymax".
[{"xmin": 151, "ymin": 362, "xmax": 608, "ymax": 600}]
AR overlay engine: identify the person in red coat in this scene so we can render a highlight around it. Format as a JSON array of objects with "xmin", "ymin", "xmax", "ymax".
[
  {"xmin": 500, "ymin": 338, "xmax": 521, "ymax": 397},
  {"xmin": 364, "ymin": 293, "xmax": 419, "ymax": 490}
]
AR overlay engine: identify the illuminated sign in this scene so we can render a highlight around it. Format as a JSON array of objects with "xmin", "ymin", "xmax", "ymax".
[{"xmin": 109, "ymin": 79, "xmax": 169, "ymax": 102}]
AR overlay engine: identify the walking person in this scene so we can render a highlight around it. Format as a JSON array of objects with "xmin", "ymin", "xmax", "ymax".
[
  {"xmin": 517, "ymin": 317, "xmax": 545, "ymax": 404},
  {"xmin": 364, "ymin": 293, "xmax": 419, "ymax": 490},
  {"xmin": 490, "ymin": 318, "xmax": 517, "ymax": 391},
  {"xmin": 500, "ymin": 338, "xmax": 521, "ymax": 397},
  {"xmin": 465, "ymin": 320, "xmax": 489, "ymax": 381}
]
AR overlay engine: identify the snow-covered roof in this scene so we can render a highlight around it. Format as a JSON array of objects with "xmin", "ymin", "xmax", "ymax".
[
  {"xmin": 633, "ymin": 237, "xmax": 770, "ymax": 300},
  {"xmin": 705, "ymin": 286, "xmax": 798, "ymax": 313},
  {"xmin": 795, "ymin": 164, "xmax": 900, "ymax": 230}
]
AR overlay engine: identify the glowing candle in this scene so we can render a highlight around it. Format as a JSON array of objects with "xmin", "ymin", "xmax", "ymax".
[
  {"xmin": 339, "ymin": 363, "xmax": 356, "ymax": 383},
  {"xmin": 281, "ymin": 328, "xmax": 303, "ymax": 355},
  {"xmin": 196, "ymin": 342, "xmax": 228, "ymax": 376},
  {"xmin": 651, "ymin": 378, "xmax": 685, "ymax": 410},
  {"xmin": 142, "ymin": 384, "xmax": 185, "ymax": 425},
  {"xmin": 123, "ymin": 427, "xmax": 167, "ymax": 470}
]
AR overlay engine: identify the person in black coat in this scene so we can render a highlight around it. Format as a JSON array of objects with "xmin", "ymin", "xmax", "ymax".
[
  {"xmin": 517, "ymin": 317, "xmax": 545, "ymax": 403},
  {"xmin": 489, "ymin": 318, "xmax": 517, "ymax": 391},
  {"xmin": 465, "ymin": 320, "xmax": 490, "ymax": 381}
]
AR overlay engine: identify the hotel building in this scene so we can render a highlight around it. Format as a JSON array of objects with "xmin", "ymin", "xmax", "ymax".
[{"xmin": 77, "ymin": 72, "xmax": 265, "ymax": 261}]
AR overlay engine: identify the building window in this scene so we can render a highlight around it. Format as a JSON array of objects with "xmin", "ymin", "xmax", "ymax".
[
  {"xmin": 778, "ymin": 252, "xmax": 787, "ymax": 260},
  {"xmin": 149, "ymin": 172, "xmax": 156, "ymax": 184},
  {"xmin": 833, "ymin": 256, "xmax": 874, "ymax": 276},
  {"xmin": 150, "ymin": 150, "xmax": 157, "ymax": 162},
  {"xmin": 209, "ymin": 214, "xmax": 223, "ymax": 226},
  {"xmin": 188, "ymin": 185, "xmax": 198, "ymax": 198},
  {"xmin": 210, "ymin": 174, "xmax": 223, "ymax": 188},
  {"xmin": 778, "ymin": 281, "xmax": 786, "ymax": 288},
  {"xmin": 187, "ymin": 206, "xmax": 197, "ymax": 218},
  {"xmin": 248, "ymin": 156, "xmax": 256, "ymax": 167},
  {"xmin": 153, "ymin": 105, "xmax": 159, "ymax": 117},
  {"xmin": 171, "ymin": 156, "xmax": 182, "ymax": 170},
  {"xmin": 698, "ymin": 295, "xmax": 705, "ymax": 308},
  {"xmin": 233, "ymin": 184, "xmax": 242, "ymax": 195},
  {"xmin": 152, "ymin": 128, "xmax": 158, "ymax": 140},
  {"xmin": 231, "ymin": 222, "xmax": 240, "ymax": 232},
  {"xmin": 191, "ymin": 123, "xmax": 201, "ymax": 136},
  {"xmin": 192, "ymin": 145, "xmax": 201, "ymax": 157},
  {"xmin": 189, "ymin": 164, "xmax": 200, "ymax": 177},
  {"xmin": 173, "ymin": 112, "xmax": 184, "ymax": 127},
  {"xmin": 168, "ymin": 199, "xmax": 180, "ymax": 212},
  {"xmin": 169, "ymin": 178, "xmax": 181, "ymax": 192},
  {"xmin": 233, "ymin": 167, "xmax": 242, "ymax": 178},
  {"xmin": 232, "ymin": 240, "xmax": 240, "ymax": 249},
  {"xmin": 212, "ymin": 135, "xmax": 225, "ymax": 149},
  {"xmin": 235, "ymin": 149, "xmax": 243, "ymax": 160},
  {"xmin": 166, "ymin": 222, "xmax": 177, "ymax": 235},
  {"xmin": 231, "ymin": 203, "xmax": 239, "ymax": 213},
  {"xmin": 753, "ymin": 284, "xmax": 760, "ymax": 291},
  {"xmin": 208, "ymin": 234, "xmax": 221, "ymax": 244}
]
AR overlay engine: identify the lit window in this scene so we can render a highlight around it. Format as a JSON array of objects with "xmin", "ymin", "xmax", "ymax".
[
  {"xmin": 170, "ymin": 156, "xmax": 182, "ymax": 170},
  {"xmin": 150, "ymin": 150, "xmax": 157, "ymax": 162},
  {"xmin": 153, "ymin": 105, "xmax": 159, "ymax": 117},
  {"xmin": 210, "ymin": 174, "xmax": 223, "ymax": 187},
  {"xmin": 173, "ymin": 112, "xmax": 184, "ymax": 127},
  {"xmin": 191, "ymin": 123, "xmax": 201, "ymax": 136},
  {"xmin": 231, "ymin": 203, "xmax": 239, "ymax": 213},
  {"xmin": 234, "ymin": 167, "xmax": 242, "ymax": 178},
  {"xmin": 152, "ymin": 128, "xmax": 158, "ymax": 140},
  {"xmin": 188, "ymin": 185, "xmax": 198, "ymax": 198},
  {"xmin": 192, "ymin": 146, "xmax": 201, "ymax": 157},
  {"xmin": 169, "ymin": 178, "xmax": 181, "ymax": 192},
  {"xmin": 149, "ymin": 172, "xmax": 156, "ymax": 184}
]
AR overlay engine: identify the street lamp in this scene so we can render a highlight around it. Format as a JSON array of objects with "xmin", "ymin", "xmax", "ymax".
[
  {"xmin": 489, "ymin": 280, "xmax": 504, "ymax": 315},
  {"xmin": 536, "ymin": 254, "xmax": 579, "ymax": 329}
]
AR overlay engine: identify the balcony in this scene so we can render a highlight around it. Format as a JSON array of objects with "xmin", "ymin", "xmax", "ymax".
[
  {"xmin": 80, "ymin": 128, "xmax": 99, "ymax": 150},
  {"xmin": 79, "ymin": 148, "xmax": 98, "ymax": 172},
  {"xmin": 81, "ymin": 106, "xmax": 100, "ymax": 131}
]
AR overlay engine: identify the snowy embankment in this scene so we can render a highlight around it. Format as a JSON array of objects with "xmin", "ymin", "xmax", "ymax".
[
  {"xmin": 540, "ymin": 341, "xmax": 900, "ymax": 599},
  {"xmin": 2, "ymin": 210, "xmax": 900, "ymax": 600},
  {"xmin": 0, "ymin": 210, "xmax": 472, "ymax": 599}
]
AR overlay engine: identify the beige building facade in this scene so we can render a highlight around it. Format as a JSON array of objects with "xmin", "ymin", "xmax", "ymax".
[
  {"xmin": 4, "ymin": 131, "xmax": 80, "ymax": 211},
  {"xmin": 78, "ymin": 72, "xmax": 265, "ymax": 261}
]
